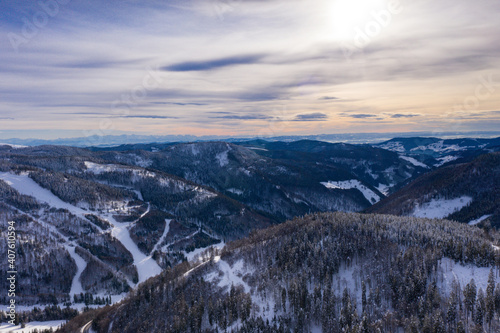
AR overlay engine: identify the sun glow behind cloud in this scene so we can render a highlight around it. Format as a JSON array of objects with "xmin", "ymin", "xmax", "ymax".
[{"xmin": 329, "ymin": 0, "xmax": 389, "ymax": 41}]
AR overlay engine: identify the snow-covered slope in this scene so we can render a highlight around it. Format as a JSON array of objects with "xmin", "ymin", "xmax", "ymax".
[
  {"xmin": 399, "ymin": 155, "xmax": 429, "ymax": 168},
  {"xmin": 367, "ymin": 153, "xmax": 500, "ymax": 226},
  {"xmin": 411, "ymin": 196, "xmax": 473, "ymax": 219},
  {"xmin": 106, "ymin": 213, "xmax": 162, "ymax": 286},
  {"xmin": 59, "ymin": 212, "xmax": 500, "ymax": 333},
  {"xmin": 0, "ymin": 320, "xmax": 66, "ymax": 332},
  {"xmin": 321, "ymin": 180, "xmax": 381, "ymax": 204},
  {"xmin": 468, "ymin": 214, "xmax": 492, "ymax": 226},
  {"xmin": 0, "ymin": 172, "xmax": 88, "ymax": 215}
]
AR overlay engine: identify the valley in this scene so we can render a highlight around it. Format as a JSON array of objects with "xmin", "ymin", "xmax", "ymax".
[{"xmin": 0, "ymin": 136, "xmax": 499, "ymax": 332}]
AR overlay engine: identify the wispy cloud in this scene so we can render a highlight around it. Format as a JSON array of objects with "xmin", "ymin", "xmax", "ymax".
[
  {"xmin": 121, "ymin": 115, "xmax": 178, "ymax": 119},
  {"xmin": 162, "ymin": 54, "xmax": 266, "ymax": 72},
  {"xmin": 340, "ymin": 113, "xmax": 378, "ymax": 119},
  {"xmin": 210, "ymin": 113, "xmax": 272, "ymax": 120},
  {"xmin": 0, "ymin": 0, "xmax": 499, "ymax": 137},
  {"xmin": 388, "ymin": 113, "xmax": 421, "ymax": 118},
  {"xmin": 294, "ymin": 113, "xmax": 328, "ymax": 121},
  {"xmin": 150, "ymin": 102, "xmax": 207, "ymax": 106}
]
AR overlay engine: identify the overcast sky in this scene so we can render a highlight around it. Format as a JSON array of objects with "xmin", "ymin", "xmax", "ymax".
[{"xmin": 1, "ymin": 0, "xmax": 499, "ymax": 139}]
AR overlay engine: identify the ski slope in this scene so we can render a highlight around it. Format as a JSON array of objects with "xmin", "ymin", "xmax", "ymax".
[
  {"xmin": 0, "ymin": 172, "xmax": 88, "ymax": 295},
  {"xmin": 0, "ymin": 172, "xmax": 164, "ymax": 290},
  {"xmin": 67, "ymin": 245, "xmax": 87, "ymax": 296},
  {"xmin": 151, "ymin": 219, "xmax": 172, "ymax": 254},
  {"xmin": 0, "ymin": 172, "xmax": 87, "ymax": 215},
  {"xmin": 106, "ymin": 214, "xmax": 162, "ymax": 285}
]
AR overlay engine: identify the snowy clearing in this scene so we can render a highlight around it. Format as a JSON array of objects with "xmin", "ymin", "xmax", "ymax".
[
  {"xmin": 379, "ymin": 142, "xmax": 405, "ymax": 153},
  {"xmin": 399, "ymin": 155, "xmax": 429, "ymax": 168},
  {"xmin": 0, "ymin": 143, "xmax": 27, "ymax": 149},
  {"xmin": 434, "ymin": 155, "xmax": 459, "ymax": 167},
  {"xmin": 438, "ymin": 257, "xmax": 493, "ymax": 295},
  {"xmin": 248, "ymin": 147, "xmax": 269, "ymax": 151},
  {"xmin": 321, "ymin": 180, "xmax": 380, "ymax": 204},
  {"xmin": 376, "ymin": 183, "xmax": 392, "ymax": 196},
  {"xmin": 215, "ymin": 150, "xmax": 229, "ymax": 167},
  {"xmin": 411, "ymin": 196, "xmax": 473, "ymax": 219},
  {"xmin": 468, "ymin": 214, "xmax": 492, "ymax": 226},
  {"xmin": 410, "ymin": 141, "xmax": 466, "ymax": 153},
  {"xmin": 184, "ymin": 241, "xmax": 225, "ymax": 263},
  {"xmin": 227, "ymin": 188, "xmax": 243, "ymax": 195},
  {"xmin": 84, "ymin": 161, "xmax": 129, "ymax": 174},
  {"xmin": 0, "ymin": 320, "xmax": 66, "ymax": 332},
  {"xmin": 212, "ymin": 259, "xmax": 252, "ymax": 294}
]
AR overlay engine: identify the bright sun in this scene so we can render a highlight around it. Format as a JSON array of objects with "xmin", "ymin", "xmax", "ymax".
[{"xmin": 330, "ymin": 0, "xmax": 388, "ymax": 41}]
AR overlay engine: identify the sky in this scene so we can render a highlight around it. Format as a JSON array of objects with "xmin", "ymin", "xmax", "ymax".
[{"xmin": 0, "ymin": 0, "xmax": 499, "ymax": 140}]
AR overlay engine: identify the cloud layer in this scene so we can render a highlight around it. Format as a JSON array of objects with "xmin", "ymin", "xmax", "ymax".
[{"xmin": 0, "ymin": 0, "xmax": 499, "ymax": 138}]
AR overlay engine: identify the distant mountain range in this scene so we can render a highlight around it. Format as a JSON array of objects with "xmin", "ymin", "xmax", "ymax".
[
  {"xmin": 376, "ymin": 136, "xmax": 500, "ymax": 167},
  {"xmin": 2, "ymin": 131, "xmax": 500, "ymax": 147}
]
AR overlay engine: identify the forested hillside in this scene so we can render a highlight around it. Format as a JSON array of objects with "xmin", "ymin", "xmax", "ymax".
[
  {"xmin": 59, "ymin": 212, "xmax": 500, "ymax": 333},
  {"xmin": 367, "ymin": 153, "xmax": 500, "ymax": 227},
  {"xmin": 0, "ymin": 139, "xmax": 499, "ymax": 331}
]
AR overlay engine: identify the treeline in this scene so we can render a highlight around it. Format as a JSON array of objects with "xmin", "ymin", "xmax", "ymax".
[
  {"xmin": 0, "ymin": 305, "xmax": 78, "ymax": 326},
  {"xmin": 73, "ymin": 293, "xmax": 112, "ymax": 305}
]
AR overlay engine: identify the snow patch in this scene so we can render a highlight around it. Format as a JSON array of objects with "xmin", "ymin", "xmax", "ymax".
[
  {"xmin": 379, "ymin": 142, "xmax": 405, "ymax": 153},
  {"xmin": 399, "ymin": 155, "xmax": 429, "ymax": 168},
  {"xmin": 227, "ymin": 188, "xmax": 243, "ymax": 195},
  {"xmin": 248, "ymin": 147, "xmax": 269, "ymax": 151},
  {"xmin": 190, "ymin": 144, "xmax": 199, "ymax": 156},
  {"xmin": 133, "ymin": 155, "xmax": 153, "ymax": 168},
  {"xmin": 184, "ymin": 241, "xmax": 225, "ymax": 263},
  {"xmin": 215, "ymin": 259, "xmax": 251, "ymax": 293},
  {"xmin": 0, "ymin": 320, "xmax": 66, "ymax": 332},
  {"xmin": 412, "ymin": 196, "xmax": 473, "ymax": 219},
  {"xmin": 434, "ymin": 155, "xmax": 459, "ymax": 167},
  {"xmin": 321, "ymin": 180, "xmax": 381, "ymax": 204},
  {"xmin": 468, "ymin": 215, "xmax": 492, "ymax": 226},
  {"xmin": 84, "ymin": 161, "xmax": 128, "ymax": 174},
  {"xmin": 216, "ymin": 150, "xmax": 229, "ymax": 167},
  {"xmin": 0, "ymin": 143, "xmax": 27, "ymax": 149},
  {"xmin": 438, "ymin": 257, "xmax": 493, "ymax": 295},
  {"xmin": 376, "ymin": 184, "xmax": 392, "ymax": 196}
]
